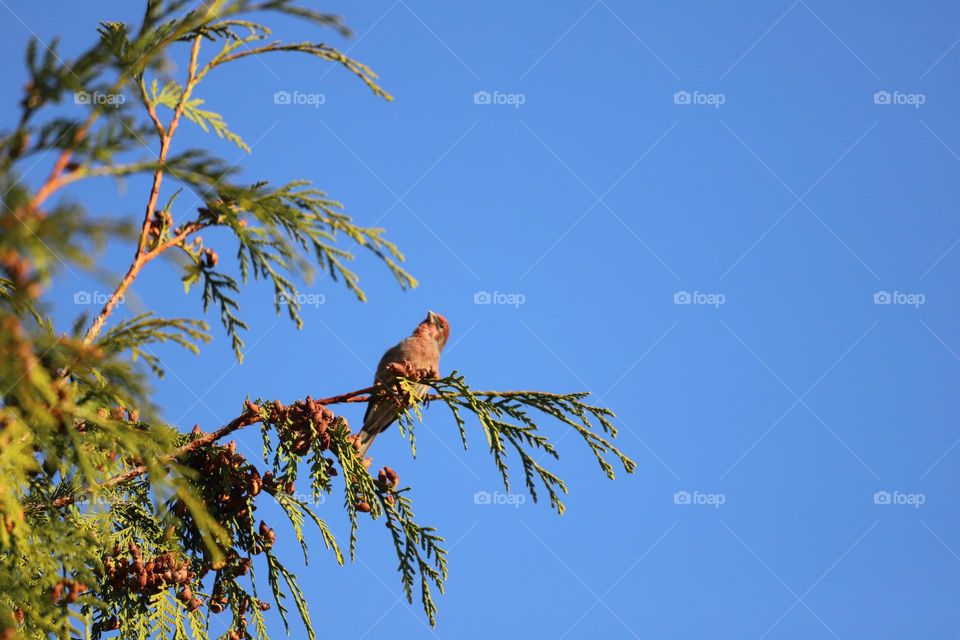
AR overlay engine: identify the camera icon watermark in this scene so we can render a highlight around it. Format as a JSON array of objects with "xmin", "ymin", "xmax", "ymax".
[
  {"xmin": 674, "ymin": 290, "xmax": 725, "ymax": 308},
  {"xmin": 473, "ymin": 290, "xmax": 526, "ymax": 308},
  {"xmin": 873, "ymin": 290, "xmax": 925, "ymax": 308},
  {"xmin": 673, "ymin": 90, "xmax": 725, "ymax": 108},
  {"xmin": 473, "ymin": 90, "xmax": 526, "ymax": 108},
  {"xmin": 74, "ymin": 91, "xmax": 126, "ymax": 108},
  {"xmin": 673, "ymin": 490, "xmax": 725, "ymax": 508},
  {"xmin": 277, "ymin": 292, "xmax": 326, "ymax": 308},
  {"xmin": 74, "ymin": 291, "xmax": 120, "ymax": 306},
  {"xmin": 473, "ymin": 490, "xmax": 525, "ymax": 508},
  {"xmin": 273, "ymin": 90, "xmax": 325, "ymax": 108},
  {"xmin": 873, "ymin": 90, "xmax": 925, "ymax": 108},
  {"xmin": 873, "ymin": 490, "xmax": 924, "ymax": 508}
]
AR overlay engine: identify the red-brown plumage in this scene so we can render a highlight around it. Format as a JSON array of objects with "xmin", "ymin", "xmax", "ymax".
[{"xmin": 356, "ymin": 311, "xmax": 450, "ymax": 457}]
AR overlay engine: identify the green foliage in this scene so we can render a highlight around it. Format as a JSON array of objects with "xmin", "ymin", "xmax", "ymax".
[
  {"xmin": 400, "ymin": 373, "xmax": 637, "ymax": 515},
  {"xmin": 380, "ymin": 489, "xmax": 447, "ymax": 626},
  {"xmin": 148, "ymin": 79, "xmax": 250, "ymax": 152},
  {"xmin": 0, "ymin": 2, "xmax": 634, "ymax": 638},
  {"xmin": 97, "ymin": 313, "xmax": 211, "ymax": 377}
]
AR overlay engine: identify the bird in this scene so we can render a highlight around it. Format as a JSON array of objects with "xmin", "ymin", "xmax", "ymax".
[{"xmin": 355, "ymin": 311, "xmax": 450, "ymax": 458}]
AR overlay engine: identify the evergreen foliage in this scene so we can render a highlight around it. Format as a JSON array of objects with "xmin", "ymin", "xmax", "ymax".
[{"xmin": 0, "ymin": 2, "xmax": 635, "ymax": 637}]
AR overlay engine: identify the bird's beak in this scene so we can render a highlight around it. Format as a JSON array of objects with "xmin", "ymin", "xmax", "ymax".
[{"xmin": 427, "ymin": 310, "xmax": 439, "ymax": 325}]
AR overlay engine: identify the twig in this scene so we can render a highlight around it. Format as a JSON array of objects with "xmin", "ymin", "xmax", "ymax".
[
  {"xmin": 49, "ymin": 408, "xmax": 261, "ymax": 510},
  {"xmin": 314, "ymin": 386, "xmax": 374, "ymax": 405},
  {"xmin": 82, "ymin": 34, "xmax": 205, "ymax": 346},
  {"xmin": 29, "ymin": 6, "xmax": 218, "ymax": 211}
]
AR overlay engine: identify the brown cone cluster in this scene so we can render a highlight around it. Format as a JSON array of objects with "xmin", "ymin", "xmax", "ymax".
[
  {"xmin": 206, "ymin": 556, "xmax": 270, "ymax": 638},
  {"xmin": 375, "ymin": 361, "xmax": 438, "ymax": 410},
  {"xmin": 378, "ymin": 466, "xmax": 401, "ymax": 507},
  {"xmin": 197, "ymin": 202, "xmax": 232, "ymax": 226},
  {"xmin": 384, "ymin": 361, "xmax": 437, "ymax": 383},
  {"xmin": 260, "ymin": 470, "xmax": 297, "ymax": 497},
  {"xmin": 208, "ymin": 550, "xmax": 253, "ymax": 614},
  {"xmin": 356, "ymin": 467, "xmax": 401, "ymax": 513},
  {"xmin": 147, "ymin": 209, "xmax": 172, "ymax": 241},
  {"xmin": 50, "ymin": 579, "xmax": 87, "ymax": 605},
  {"xmin": 377, "ymin": 466, "xmax": 400, "ymax": 490},
  {"xmin": 212, "ymin": 591, "xmax": 269, "ymax": 639},
  {"xmin": 258, "ymin": 520, "xmax": 276, "ymax": 548},
  {"xmin": 180, "ymin": 440, "xmax": 262, "ymax": 530},
  {"xmin": 0, "ymin": 248, "xmax": 39, "ymax": 298},
  {"xmin": 202, "ymin": 247, "xmax": 219, "ymax": 268},
  {"xmin": 269, "ymin": 396, "xmax": 336, "ymax": 455},
  {"xmin": 102, "ymin": 543, "xmax": 197, "ymax": 607},
  {"xmin": 98, "ymin": 405, "xmax": 139, "ymax": 423},
  {"xmin": 178, "ymin": 441, "xmax": 281, "ymax": 560}
]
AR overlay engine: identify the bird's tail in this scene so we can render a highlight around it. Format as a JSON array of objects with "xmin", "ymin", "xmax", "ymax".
[
  {"xmin": 354, "ymin": 383, "xmax": 427, "ymax": 459},
  {"xmin": 354, "ymin": 429, "xmax": 377, "ymax": 459},
  {"xmin": 355, "ymin": 395, "xmax": 397, "ymax": 459}
]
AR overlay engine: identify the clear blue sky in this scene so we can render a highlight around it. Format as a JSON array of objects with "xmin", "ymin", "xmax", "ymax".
[{"xmin": 3, "ymin": 1, "xmax": 960, "ymax": 638}]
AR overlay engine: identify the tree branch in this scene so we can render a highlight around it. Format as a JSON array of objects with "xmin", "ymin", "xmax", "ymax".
[
  {"xmin": 49, "ymin": 407, "xmax": 262, "ymax": 510},
  {"xmin": 30, "ymin": 123, "xmax": 91, "ymax": 209},
  {"xmin": 43, "ymin": 381, "xmax": 611, "ymax": 511},
  {"xmin": 45, "ymin": 384, "xmax": 377, "ymax": 510},
  {"xmin": 28, "ymin": 6, "xmax": 220, "ymax": 211},
  {"xmin": 82, "ymin": 35, "xmax": 205, "ymax": 346}
]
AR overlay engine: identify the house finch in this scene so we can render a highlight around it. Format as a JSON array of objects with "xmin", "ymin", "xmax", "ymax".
[{"xmin": 356, "ymin": 311, "xmax": 450, "ymax": 458}]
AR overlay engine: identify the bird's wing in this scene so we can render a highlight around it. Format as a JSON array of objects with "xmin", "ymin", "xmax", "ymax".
[
  {"xmin": 356, "ymin": 334, "xmax": 439, "ymax": 457},
  {"xmin": 362, "ymin": 342, "xmax": 403, "ymax": 426},
  {"xmin": 357, "ymin": 381, "xmax": 429, "ymax": 458},
  {"xmin": 357, "ymin": 343, "xmax": 404, "ymax": 456}
]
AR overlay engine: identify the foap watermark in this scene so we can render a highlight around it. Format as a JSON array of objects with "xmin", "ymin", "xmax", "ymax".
[
  {"xmin": 288, "ymin": 490, "xmax": 325, "ymax": 505},
  {"xmin": 673, "ymin": 490, "xmax": 725, "ymax": 508},
  {"xmin": 674, "ymin": 290, "xmax": 725, "ymax": 308},
  {"xmin": 277, "ymin": 292, "xmax": 326, "ymax": 308},
  {"xmin": 673, "ymin": 90, "xmax": 725, "ymax": 108},
  {"xmin": 273, "ymin": 90, "xmax": 326, "ymax": 108},
  {"xmin": 873, "ymin": 290, "xmax": 925, "ymax": 308},
  {"xmin": 873, "ymin": 91, "xmax": 925, "ymax": 108},
  {"xmin": 74, "ymin": 91, "xmax": 126, "ymax": 108},
  {"xmin": 474, "ymin": 290, "xmax": 526, "ymax": 308},
  {"xmin": 873, "ymin": 490, "xmax": 925, "ymax": 508},
  {"xmin": 73, "ymin": 494, "xmax": 122, "ymax": 509},
  {"xmin": 473, "ymin": 490, "xmax": 525, "ymax": 508},
  {"xmin": 473, "ymin": 90, "xmax": 526, "ymax": 108},
  {"xmin": 74, "ymin": 291, "xmax": 121, "ymax": 306}
]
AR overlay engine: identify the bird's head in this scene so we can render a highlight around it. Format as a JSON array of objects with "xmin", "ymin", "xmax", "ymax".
[{"xmin": 420, "ymin": 310, "xmax": 450, "ymax": 350}]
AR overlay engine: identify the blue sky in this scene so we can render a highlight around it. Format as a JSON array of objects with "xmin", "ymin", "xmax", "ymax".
[{"xmin": 3, "ymin": 1, "xmax": 960, "ymax": 638}]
